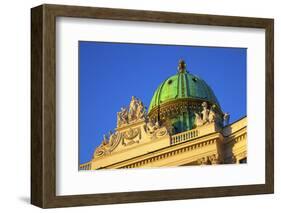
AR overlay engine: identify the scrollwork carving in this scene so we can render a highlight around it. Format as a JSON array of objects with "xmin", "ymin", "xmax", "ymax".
[
  {"xmin": 93, "ymin": 131, "xmax": 122, "ymax": 158},
  {"xmin": 197, "ymin": 154, "xmax": 221, "ymax": 165},
  {"xmin": 155, "ymin": 128, "xmax": 168, "ymax": 138},
  {"xmin": 122, "ymin": 127, "xmax": 141, "ymax": 146},
  {"xmin": 145, "ymin": 118, "xmax": 168, "ymax": 140}
]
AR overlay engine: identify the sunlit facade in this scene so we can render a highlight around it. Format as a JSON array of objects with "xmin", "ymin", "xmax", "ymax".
[{"xmin": 80, "ymin": 60, "xmax": 247, "ymax": 170}]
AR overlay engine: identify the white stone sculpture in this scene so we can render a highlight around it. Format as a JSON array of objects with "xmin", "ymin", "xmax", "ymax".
[
  {"xmin": 194, "ymin": 102, "xmax": 220, "ymax": 127},
  {"xmin": 194, "ymin": 112, "xmax": 204, "ymax": 127},
  {"xmin": 128, "ymin": 96, "xmax": 147, "ymax": 122},
  {"xmin": 117, "ymin": 107, "xmax": 129, "ymax": 127},
  {"xmin": 223, "ymin": 112, "xmax": 230, "ymax": 126},
  {"xmin": 201, "ymin": 102, "xmax": 209, "ymax": 124},
  {"xmin": 128, "ymin": 96, "xmax": 137, "ymax": 121},
  {"xmin": 135, "ymin": 101, "xmax": 145, "ymax": 120},
  {"xmin": 208, "ymin": 105, "xmax": 217, "ymax": 123},
  {"xmin": 117, "ymin": 96, "xmax": 147, "ymax": 127}
]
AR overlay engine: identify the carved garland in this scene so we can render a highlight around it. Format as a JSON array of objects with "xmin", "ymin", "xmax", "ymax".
[
  {"xmin": 122, "ymin": 127, "xmax": 141, "ymax": 146},
  {"xmin": 146, "ymin": 126, "xmax": 168, "ymax": 140}
]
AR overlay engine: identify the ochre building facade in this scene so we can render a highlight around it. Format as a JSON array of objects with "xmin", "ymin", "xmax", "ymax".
[{"xmin": 80, "ymin": 60, "xmax": 247, "ymax": 170}]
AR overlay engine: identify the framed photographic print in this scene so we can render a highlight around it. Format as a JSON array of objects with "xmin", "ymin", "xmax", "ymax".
[{"xmin": 31, "ymin": 4, "xmax": 274, "ymax": 208}]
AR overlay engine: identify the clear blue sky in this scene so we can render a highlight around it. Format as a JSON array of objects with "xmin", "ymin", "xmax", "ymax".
[{"xmin": 79, "ymin": 41, "xmax": 247, "ymax": 164}]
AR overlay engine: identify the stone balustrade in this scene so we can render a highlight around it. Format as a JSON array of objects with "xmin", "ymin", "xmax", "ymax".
[{"xmin": 171, "ymin": 129, "xmax": 199, "ymax": 145}]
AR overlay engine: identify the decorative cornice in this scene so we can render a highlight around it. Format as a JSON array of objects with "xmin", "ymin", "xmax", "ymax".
[
  {"xmin": 224, "ymin": 131, "xmax": 247, "ymax": 145},
  {"xmin": 115, "ymin": 137, "xmax": 220, "ymax": 169}
]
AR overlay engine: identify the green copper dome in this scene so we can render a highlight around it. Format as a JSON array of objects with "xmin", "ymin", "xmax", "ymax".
[
  {"xmin": 147, "ymin": 60, "xmax": 222, "ymax": 134},
  {"xmin": 148, "ymin": 65, "xmax": 220, "ymax": 113}
]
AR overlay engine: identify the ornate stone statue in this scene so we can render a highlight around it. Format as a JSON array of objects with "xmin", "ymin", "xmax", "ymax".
[
  {"xmin": 136, "ymin": 101, "xmax": 146, "ymax": 120},
  {"xmin": 194, "ymin": 112, "xmax": 204, "ymax": 127},
  {"xmin": 117, "ymin": 96, "xmax": 147, "ymax": 127},
  {"xmin": 208, "ymin": 105, "xmax": 217, "ymax": 123},
  {"xmin": 201, "ymin": 102, "xmax": 209, "ymax": 124},
  {"xmin": 128, "ymin": 96, "xmax": 147, "ymax": 122},
  {"xmin": 117, "ymin": 107, "xmax": 129, "ymax": 127},
  {"xmin": 102, "ymin": 134, "xmax": 109, "ymax": 146},
  {"xmin": 108, "ymin": 131, "xmax": 116, "ymax": 146},
  {"xmin": 223, "ymin": 112, "xmax": 230, "ymax": 126},
  {"xmin": 194, "ymin": 102, "xmax": 220, "ymax": 127},
  {"xmin": 128, "ymin": 96, "xmax": 137, "ymax": 121}
]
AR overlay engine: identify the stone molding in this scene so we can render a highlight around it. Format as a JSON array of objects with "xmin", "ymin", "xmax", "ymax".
[{"xmin": 117, "ymin": 138, "xmax": 220, "ymax": 169}]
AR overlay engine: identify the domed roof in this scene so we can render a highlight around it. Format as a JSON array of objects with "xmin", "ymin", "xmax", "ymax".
[{"xmin": 148, "ymin": 60, "xmax": 220, "ymax": 113}]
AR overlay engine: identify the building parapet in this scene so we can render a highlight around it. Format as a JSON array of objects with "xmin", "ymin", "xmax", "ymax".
[
  {"xmin": 171, "ymin": 122, "xmax": 221, "ymax": 145},
  {"xmin": 171, "ymin": 129, "xmax": 199, "ymax": 145}
]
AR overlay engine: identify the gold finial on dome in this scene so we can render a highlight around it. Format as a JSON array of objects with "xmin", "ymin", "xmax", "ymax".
[{"xmin": 178, "ymin": 59, "xmax": 187, "ymax": 73}]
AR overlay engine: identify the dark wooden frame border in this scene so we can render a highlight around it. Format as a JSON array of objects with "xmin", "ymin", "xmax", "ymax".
[{"xmin": 31, "ymin": 4, "xmax": 274, "ymax": 208}]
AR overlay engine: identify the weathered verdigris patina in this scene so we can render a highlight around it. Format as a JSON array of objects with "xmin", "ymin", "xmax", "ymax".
[{"xmin": 148, "ymin": 60, "xmax": 222, "ymax": 133}]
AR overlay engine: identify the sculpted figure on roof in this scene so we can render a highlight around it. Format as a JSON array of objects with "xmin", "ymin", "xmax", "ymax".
[
  {"xmin": 194, "ymin": 102, "xmax": 224, "ymax": 128},
  {"xmin": 117, "ymin": 96, "xmax": 147, "ymax": 127},
  {"xmin": 117, "ymin": 107, "xmax": 129, "ymax": 127}
]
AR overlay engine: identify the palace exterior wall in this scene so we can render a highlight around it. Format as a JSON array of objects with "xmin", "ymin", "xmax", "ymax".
[{"xmin": 80, "ymin": 117, "xmax": 247, "ymax": 170}]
